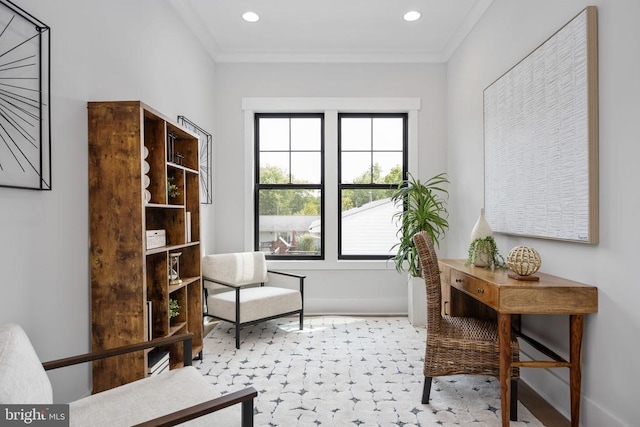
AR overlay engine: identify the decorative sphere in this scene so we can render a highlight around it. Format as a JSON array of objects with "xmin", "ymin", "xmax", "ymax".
[{"xmin": 507, "ymin": 246, "xmax": 541, "ymax": 276}]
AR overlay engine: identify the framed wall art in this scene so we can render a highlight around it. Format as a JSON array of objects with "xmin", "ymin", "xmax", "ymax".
[
  {"xmin": 177, "ymin": 115, "xmax": 212, "ymax": 204},
  {"xmin": 483, "ymin": 6, "xmax": 598, "ymax": 243},
  {"xmin": 0, "ymin": 0, "xmax": 51, "ymax": 190}
]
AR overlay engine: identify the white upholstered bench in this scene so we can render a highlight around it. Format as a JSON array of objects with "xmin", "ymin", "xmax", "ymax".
[
  {"xmin": 0, "ymin": 323, "xmax": 257, "ymax": 426},
  {"xmin": 202, "ymin": 252, "xmax": 305, "ymax": 349}
]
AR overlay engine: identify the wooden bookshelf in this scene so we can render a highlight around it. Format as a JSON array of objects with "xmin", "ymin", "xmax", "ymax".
[{"xmin": 88, "ymin": 101, "xmax": 203, "ymax": 393}]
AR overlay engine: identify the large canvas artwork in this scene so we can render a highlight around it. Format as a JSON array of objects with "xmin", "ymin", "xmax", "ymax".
[{"xmin": 484, "ymin": 7, "xmax": 598, "ymax": 243}]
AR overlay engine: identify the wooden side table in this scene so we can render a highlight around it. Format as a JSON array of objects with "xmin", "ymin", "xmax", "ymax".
[{"xmin": 438, "ymin": 259, "xmax": 598, "ymax": 427}]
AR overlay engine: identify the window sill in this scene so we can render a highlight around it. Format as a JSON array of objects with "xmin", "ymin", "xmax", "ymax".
[{"xmin": 266, "ymin": 258, "xmax": 399, "ymax": 271}]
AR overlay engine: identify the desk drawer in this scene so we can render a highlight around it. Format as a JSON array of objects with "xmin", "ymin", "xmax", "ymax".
[{"xmin": 450, "ymin": 270, "xmax": 498, "ymax": 308}]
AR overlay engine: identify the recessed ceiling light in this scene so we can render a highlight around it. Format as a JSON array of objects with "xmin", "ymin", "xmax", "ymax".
[
  {"xmin": 403, "ymin": 11, "xmax": 421, "ymax": 22},
  {"xmin": 242, "ymin": 11, "xmax": 260, "ymax": 23}
]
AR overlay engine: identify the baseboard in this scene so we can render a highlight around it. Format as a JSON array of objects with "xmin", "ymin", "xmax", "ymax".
[
  {"xmin": 305, "ymin": 312, "xmax": 408, "ymax": 317},
  {"xmin": 519, "ymin": 380, "xmax": 569, "ymax": 427},
  {"xmin": 305, "ymin": 297, "xmax": 407, "ymax": 316},
  {"xmin": 520, "ymin": 342, "xmax": 625, "ymax": 427}
]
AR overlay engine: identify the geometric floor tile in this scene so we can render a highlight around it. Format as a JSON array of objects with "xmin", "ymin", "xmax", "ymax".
[{"xmin": 195, "ymin": 316, "xmax": 545, "ymax": 426}]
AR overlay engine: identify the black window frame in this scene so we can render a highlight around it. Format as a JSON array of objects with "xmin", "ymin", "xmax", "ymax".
[
  {"xmin": 337, "ymin": 112, "xmax": 408, "ymax": 260},
  {"xmin": 254, "ymin": 112, "xmax": 325, "ymax": 260}
]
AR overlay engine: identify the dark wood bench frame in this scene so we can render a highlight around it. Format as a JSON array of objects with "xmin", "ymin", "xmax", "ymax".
[{"xmin": 42, "ymin": 333, "xmax": 257, "ymax": 427}]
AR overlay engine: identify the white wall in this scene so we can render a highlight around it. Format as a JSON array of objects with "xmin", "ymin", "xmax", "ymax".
[
  {"xmin": 447, "ymin": 0, "xmax": 640, "ymax": 425},
  {"xmin": 0, "ymin": 0, "xmax": 216, "ymax": 402},
  {"xmin": 2, "ymin": 1, "xmax": 633, "ymax": 423},
  {"xmin": 213, "ymin": 62, "xmax": 448, "ymax": 315}
]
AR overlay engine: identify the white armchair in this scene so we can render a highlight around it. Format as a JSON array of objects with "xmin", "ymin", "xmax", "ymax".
[
  {"xmin": 202, "ymin": 251, "xmax": 305, "ymax": 349},
  {"xmin": 0, "ymin": 323, "xmax": 257, "ymax": 426}
]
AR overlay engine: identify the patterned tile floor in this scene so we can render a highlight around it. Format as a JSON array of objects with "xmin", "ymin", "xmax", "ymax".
[{"xmin": 195, "ymin": 316, "xmax": 544, "ymax": 427}]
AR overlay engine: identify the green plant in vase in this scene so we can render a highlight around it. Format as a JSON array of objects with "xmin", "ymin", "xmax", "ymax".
[
  {"xmin": 169, "ymin": 299, "xmax": 180, "ymax": 319},
  {"xmin": 167, "ymin": 177, "xmax": 180, "ymax": 198},
  {"xmin": 467, "ymin": 236, "xmax": 506, "ymax": 270}
]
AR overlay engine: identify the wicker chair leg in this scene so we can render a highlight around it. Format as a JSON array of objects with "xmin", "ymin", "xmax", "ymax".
[
  {"xmin": 422, "ymin": 377, "xmax": 433, "ymax": 404},
  {"xmin": 510, "ymin": 379, "xmax": 518, "ymax": 421}
]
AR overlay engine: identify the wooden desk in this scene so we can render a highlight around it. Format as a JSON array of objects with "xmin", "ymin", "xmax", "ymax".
[{"xmin": 438, "ymin": 259, "xmax": 598, "ymax": 427}]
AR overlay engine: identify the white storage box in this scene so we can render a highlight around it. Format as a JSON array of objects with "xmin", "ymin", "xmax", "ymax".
[{"xmin": 146, "ymin": 230, "xmax": 166, "ymax": 249}]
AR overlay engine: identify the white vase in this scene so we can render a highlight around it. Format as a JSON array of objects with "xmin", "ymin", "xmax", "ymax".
[
  {"xmin": 470, "ymin": 208, "xmax": 493, "ymax": 267},
  {"xmin": 470, "ymin": 208, "xmax": 493, "ymax": 241}
]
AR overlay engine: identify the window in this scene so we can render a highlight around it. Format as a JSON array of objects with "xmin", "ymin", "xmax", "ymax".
[
  {"xmin": 338, "ymin": 113, "xmax": 407, "ymax": 259},
  {"xmin": 254, "ymin": 113, "xmax": 324, "ymax": 259},
  {"xmin": 245, "ymin": 97, "xmax": 419, "ymax": 266}
]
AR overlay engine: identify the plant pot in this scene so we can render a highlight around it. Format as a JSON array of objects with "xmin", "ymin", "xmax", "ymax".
[
  {"xmin": 407, "ymin": 275, "xmax": 426, "ymax": 327},
  {"xmin": 472, "ymin": 248, "xmax": 491, "ymax": 267}
]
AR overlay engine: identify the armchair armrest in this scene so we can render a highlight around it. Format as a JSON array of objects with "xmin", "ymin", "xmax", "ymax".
[
  {"xmin": 203, "ymin": 275, "xmax": 243, "ymax": 289},
  {"xmin": 132, "ymin": 386, "xmax": 258, "ymax": 427},
  {"xmin": 42, "ymin": 333, "xmax": 195, "ymax": 371},
  {"xmin": 268, "ymin": 270, "xmax": 306, "ymax": 294},
  {"xmin": 203, "ymin": 271, "xmax": 306, "ymax": 290},
  {"xmin": 268, "ymin": 270, "xmax": 306, "ymax": 280}
]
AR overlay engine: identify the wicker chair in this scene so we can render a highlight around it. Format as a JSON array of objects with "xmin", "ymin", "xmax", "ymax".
[{"xmin": 412, "ymin": 231, "xmax": 520, "ymax": 421}]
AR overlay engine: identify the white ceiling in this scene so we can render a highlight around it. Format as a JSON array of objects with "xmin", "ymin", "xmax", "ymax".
[{"xmin": 170, "ymin": 0, "xmax": 494, "ymax": 63}]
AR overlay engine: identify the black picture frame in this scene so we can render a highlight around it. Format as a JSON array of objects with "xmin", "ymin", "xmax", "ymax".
[
  {"xmin": 0, "ymin": 0, "xmax": 51, "ymax": 190},
  {"xmin": 177, "ymin": 116, "xmax": 212, "ymax": 204}
]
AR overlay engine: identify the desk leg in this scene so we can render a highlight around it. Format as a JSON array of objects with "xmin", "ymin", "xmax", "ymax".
[
  {"xmin": 570, "ymin": 315, "xmax": 584, "ymax": 427},
  {"xmin": 498, "ymin": 313, "xmax": 512, "ymax": 427}
]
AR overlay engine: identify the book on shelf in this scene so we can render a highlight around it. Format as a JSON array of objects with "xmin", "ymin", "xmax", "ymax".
[
  {"xmin": 186, "ymin": 211, "xmax": 192, "ymax": 243},
  {"xmin": 150, "ymin": 359, "xmax": 169, "ymax": 376},
  {"xmin": 147, "ymin": 350, "xmax": 170, "ymax": 375},
  {"xmin": 146, "ymin": 301, "xmax": 153, "ymax": 341}
]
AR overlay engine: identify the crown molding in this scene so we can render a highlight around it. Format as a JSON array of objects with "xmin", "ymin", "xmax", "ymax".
[
  {"xmin": 215, "ymin": 50, "xmax": 447, "ymax": 64},
  {"xmin": 442, "ymin": 0, "xmax": 494, "ymax": 61},
  {"xmin": 167, "ymin": 0, "xmax": 221, "ymax": 60}
]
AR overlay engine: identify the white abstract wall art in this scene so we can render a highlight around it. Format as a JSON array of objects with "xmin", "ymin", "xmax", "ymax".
[{"xmin": 483, "ymin": 6, "xmax": 598, "ymax": 243}]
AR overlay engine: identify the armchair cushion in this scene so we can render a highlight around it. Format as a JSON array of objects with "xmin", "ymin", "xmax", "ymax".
[
  {"xmin": 69, "ymin": 366, "xmax": 238, "ymax": 427},
  {"xmin": 209, "ymin": 286, "xmax": 301, "ymax": 323},
  {"xmin": 202, "ymin": 252, "xmax": 267, "ymax": 288},
  {"xmin": 0, "ymin": 323, "xmax": 53, "ymax": 404}
]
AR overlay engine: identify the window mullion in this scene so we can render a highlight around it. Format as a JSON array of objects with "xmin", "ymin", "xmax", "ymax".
[
  {"xmin": 370, "ymin": 118, "xmax": 374, "ymax": 184},
  {"xmin": 288, "ymin": 118, "xmax": 293, "ymax": 183},
  {"xmin": 324, "ymin": 110, "xmax": 339, "ymax": 262}
]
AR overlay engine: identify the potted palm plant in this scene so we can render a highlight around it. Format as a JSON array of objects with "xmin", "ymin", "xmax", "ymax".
[{"xmin": 391, "ymin": 172, "xmax": 449, "ymax": 326}]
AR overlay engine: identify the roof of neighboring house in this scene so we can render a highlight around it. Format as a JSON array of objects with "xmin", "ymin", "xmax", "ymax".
[
  {"xmin": 259, "ymin": 215, "xmax": 319, "ymax": 232},
  {"xmin": 308, "ymin": 197, "xmax": 397, "ymax": 233},
  {"xmin": 343, "ymin": 198, "xmax": 394, "ymax": 218}
]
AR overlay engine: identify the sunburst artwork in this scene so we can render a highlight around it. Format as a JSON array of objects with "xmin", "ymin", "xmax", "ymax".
[{"xmin": 0, "ymin": 0, "xmax": 50, "ymax": 190}]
